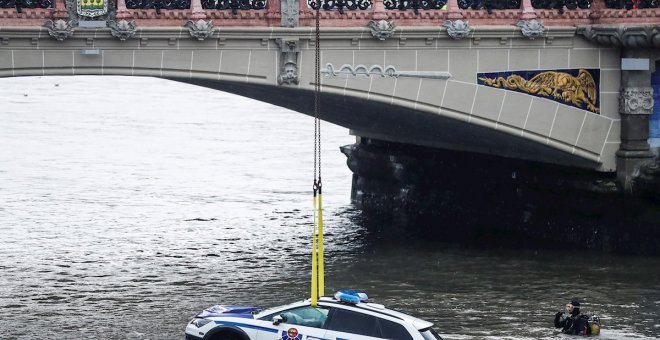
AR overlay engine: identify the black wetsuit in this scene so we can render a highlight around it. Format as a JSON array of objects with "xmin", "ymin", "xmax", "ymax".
[{"xmin": 554, "ymin": 312, "xmax": 589, "ymax": 335}]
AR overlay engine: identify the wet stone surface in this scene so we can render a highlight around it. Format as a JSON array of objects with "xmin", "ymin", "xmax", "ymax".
[{"xmin": 341, "ymin": 138, "xmax": 660, "ymax": 255}]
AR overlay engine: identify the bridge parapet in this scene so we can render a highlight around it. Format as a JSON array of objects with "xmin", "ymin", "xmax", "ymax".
[{"xmin": 0, "ymin": 0, "xmax": 658, "ymax": 27}]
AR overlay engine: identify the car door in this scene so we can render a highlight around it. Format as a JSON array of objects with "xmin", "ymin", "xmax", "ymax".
[
  {"xmin": 323, "ymin": 307, "xmax": 383, "ymax": 340},
  {"xmin": 256, "ymin": 305, "xmax": 331, "ymax": 340}
]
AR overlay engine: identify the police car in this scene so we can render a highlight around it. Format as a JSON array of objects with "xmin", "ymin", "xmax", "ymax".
[{"xmin": 185, "ymin": 291, "xmax": 443, "ymax": 340}]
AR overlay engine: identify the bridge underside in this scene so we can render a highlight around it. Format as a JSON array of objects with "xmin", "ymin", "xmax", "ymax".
[
  {"xmin": 172, "ymin": 78, "xmax": 599, "ymax": 169},
  {"xmin": 0, "ymin": 25, "xmax": 627, "ymax": 171}
]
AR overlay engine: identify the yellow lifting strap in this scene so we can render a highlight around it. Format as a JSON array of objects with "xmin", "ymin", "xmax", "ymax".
[
  {"xmin": 317, "ymin": 192, "xmax": 325, "ymax": 296},
  {"xmin": 311, "ymin": 185, "xmax": 324, "ymax": 307},
  {"xmin": 311, "ymin": 192, "xmax": 318, "ymax": 306},
  {"xmin": 311, "ymin": 0, "xmax": 324, "ymax": 308}
]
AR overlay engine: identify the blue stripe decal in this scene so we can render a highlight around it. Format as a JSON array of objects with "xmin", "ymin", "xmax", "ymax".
[{"xmin": 214, "ymin": 321, "xmax": 278, "ymax": 333}]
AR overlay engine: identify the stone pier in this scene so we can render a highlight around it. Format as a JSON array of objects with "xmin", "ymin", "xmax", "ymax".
[{"xmin": 341, "ymin": 137, "xmax": 660, "ymax": 254}]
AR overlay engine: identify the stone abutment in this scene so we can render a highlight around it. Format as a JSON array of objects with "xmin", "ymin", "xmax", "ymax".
[{"xmin": 341, "ymin": 137, "xmax": 660, "ymax": 254}]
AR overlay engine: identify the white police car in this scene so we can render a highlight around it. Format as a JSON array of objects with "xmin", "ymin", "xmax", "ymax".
[{"xmin": 185, "ymin": 291, "xmax": 443, "ymax": 340}]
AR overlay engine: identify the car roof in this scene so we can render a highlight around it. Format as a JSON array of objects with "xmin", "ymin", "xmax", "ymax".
[
  {"xmin": 253, "ymin": 297, "xmax": 434, "ymax": 331},
  {"xmin": 318, "ymin": 297, "xmax": 434, "ymax": 330}
]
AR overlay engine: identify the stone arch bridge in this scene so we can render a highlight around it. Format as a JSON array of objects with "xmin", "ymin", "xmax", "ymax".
[{"xmin": 0, "ymin": 0, "xmax": 658, "ymax": 194}]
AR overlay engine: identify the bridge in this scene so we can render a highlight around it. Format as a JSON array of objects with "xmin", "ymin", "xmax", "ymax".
[{"xmin": 0, "ymin": 0, "xmax": 658, "ymax": 195}]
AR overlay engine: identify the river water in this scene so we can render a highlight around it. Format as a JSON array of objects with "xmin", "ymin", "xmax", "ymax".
[{"xmin": 0, "ymin": 76, "xmax": 659, "ymax": 340}]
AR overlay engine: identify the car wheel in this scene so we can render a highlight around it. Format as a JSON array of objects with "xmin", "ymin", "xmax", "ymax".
[{"xmin": 206, "ymin": 329, "xmax": 247, "ymax": 340}]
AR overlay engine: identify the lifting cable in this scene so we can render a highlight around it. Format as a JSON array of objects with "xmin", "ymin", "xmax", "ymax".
[{"xmin": 311, "ymin": 2, "xmax": 324, "ymax": 307}]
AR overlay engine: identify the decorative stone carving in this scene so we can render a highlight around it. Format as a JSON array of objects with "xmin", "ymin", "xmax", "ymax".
[
  {"xmin": 185, "ymin": 20, "xmax": 214, "ymax": 41},
  {"xmin": 443, "ymin": 20, "xmax": 470, "ymax": 40},
  {"xmin": 516, "ymin": 20, "xmax": 545, "ymax": 40},
  {"xmin": 77, "ymin": 0, "xmax": 109, "ymax": 18},
  {"xmin": 44, "ymin": 19, "xmax": 74, "ymax": 41},
  {"xmin": 64, "ymin": 0, "xmax": 116, "ymax": 28},
  {"xmin": 479, "ymin": 69, "xmax": 600, "ymax": 113},
  {"xmin": 322, "ymin": 63, "xmax": 452, "ymax": 80},
  {"xmin": 368, "ymin": 20, "xmax": 396, "ymax": 41},
  {"xmin": 276, "ymin": 39, "xmax": 299, "ymax": 85},
  {"xmin": 578, "ymin": 25, "xmax": 660, "ymax": 48},
  {"xmin": 281, "ymin": 0, "xmax": 299, "ymax": 28},
  {"xmin": 108, "ymin": 20, "xmax": 137, "ymax": 41},
  {"xmin": 619, "ymin": 87, "xmax": 654, "ymax": 115}
]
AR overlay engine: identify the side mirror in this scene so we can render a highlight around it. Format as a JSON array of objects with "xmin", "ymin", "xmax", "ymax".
[{"xmin": 272, "ymin": 315, "xmax": 285, "ymax": 325}]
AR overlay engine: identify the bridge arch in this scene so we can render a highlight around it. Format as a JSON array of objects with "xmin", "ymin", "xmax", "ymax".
[{"xmin": 0, "ymin": 26, "xmax": 620, "ymax": 170}]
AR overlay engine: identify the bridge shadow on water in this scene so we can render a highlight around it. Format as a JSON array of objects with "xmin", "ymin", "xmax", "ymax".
[{"xmin": 342, "ymin": 138, "xmax": 660, "ymax": 255}]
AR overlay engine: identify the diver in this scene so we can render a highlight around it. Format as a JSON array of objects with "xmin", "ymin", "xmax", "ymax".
[{"xmin": 554, "ymin": 299, "xmax": 591, "ymax": 335}]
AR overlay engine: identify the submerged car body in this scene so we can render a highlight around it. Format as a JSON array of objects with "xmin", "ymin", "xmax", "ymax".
[{"xmin": 185, "ymin": 295, "xmax": 443, "ymax": 340}]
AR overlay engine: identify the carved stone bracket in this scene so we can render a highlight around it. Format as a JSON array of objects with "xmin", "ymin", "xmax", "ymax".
[
  {"xmin": 44, "ymin": 19, "xmax": 74, "ymax": 41},
  {"xmin": 578, "ymin": 24, "xmax": 660, "ymax": 48},
  {"xmin": 108, "ymin": 20, "xmax": 137, "ymax": 41},
  {"xmin": 185, "ymin": 20, "xmax": 214, "ymax": 41},
  {"xmin": 368, "ymin": 20, "xmax": 396, "ymax": 41},
  {"xmin": 443, "ymin": 20, "xmax": 470, "ymax": 40},
  {"xmin": 281, "ymin": 0, "xmax": 299, "ymax": 28},
  {"xmin": 620, "ymin": 87, "xmax": 654, "ymax": 115},
  {"xmin": 517, "ymin": 20, "xmax": 545, "ymax": 40},
  {"xmin": 276, "ymin": 39, "xmax": 300, "ymax": 85}
]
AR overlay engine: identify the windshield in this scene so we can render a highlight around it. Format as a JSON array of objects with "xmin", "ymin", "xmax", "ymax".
[
  {"xmin": 420, "ymin": 327, "xmax": 443, "ymax": 340},
  {"xmin": 255, "ymin": 301, "xmax": 308, "ymax": 319}
]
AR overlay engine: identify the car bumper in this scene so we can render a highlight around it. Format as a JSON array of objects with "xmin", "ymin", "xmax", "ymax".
[{"xmin": 185, "ymin": 333, "xmax": 204, "ymax": 340}]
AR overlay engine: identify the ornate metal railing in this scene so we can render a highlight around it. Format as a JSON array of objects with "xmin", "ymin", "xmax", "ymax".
[
  {"xmin": 0, "ymin": 0, "xmax": 659, "ymax": 25},
  {"xmin": 604, "ymin": 0, "xmax": 659, "ymax": 8},
  {"xmin": 532, "ymin": 0, "xmax": 591, "ymax": 12},
  {"xmin": 384, "ymin": 0, "xmax": 447, "ymax": 13},
  {"xmin": 125, "ymin": 0, "xmax": 190, "ymax": 10},
  {"xmin": 458, "ymin": 0, "xmax": 520, "ymax": 13},
  {"xmin": 202, "ymin": 0, "xmax": 266, "ymax": 13},
  {"xmin": 307, "ymin": 0, "xmax": 372, "ymax": 13},
  {"xmin": 0, "ymin": 0, "xmax": 52, "ymax": 9}
]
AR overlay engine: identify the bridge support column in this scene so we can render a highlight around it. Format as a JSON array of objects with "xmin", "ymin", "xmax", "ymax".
[
  {"xmin": 446, "ymin": 0, "xmax": 462, "ymax": 19},
  {"xmin": 115, "ymin": 0, "xmax": 132, "ymax": 19},
  {"xmin": 52, "ymin": 0, "xmax": 68, "ymax": 19},
  {"xmin": 190, "ymin": 0, "xmax": 208, "ymax": 19},
  {"xmin": 371, "ymin": 0, "xmax": 388, "ymax": 20},
  {"xmin": 341, "ymin": 136, "xmax": 660, "ymax": 254},
  {"xmin": 281, "ymin": 0, "xmax": 299, "ymax": 27},
  {"xmin": 616, "ymin": 50, "xmax": 655, "ymax": 194},
  {"xmin": 520, "ymin": 0, "xmax": 537, "ymax": 20},
  {"xmin": 578, "ymin": 24, "xmax": 660, "ymax": 195}
]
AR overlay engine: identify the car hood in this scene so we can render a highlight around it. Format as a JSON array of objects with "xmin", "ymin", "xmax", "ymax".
[{"xmin": 197, "ymin": 305, "xmax": 262, "ymax": 319}]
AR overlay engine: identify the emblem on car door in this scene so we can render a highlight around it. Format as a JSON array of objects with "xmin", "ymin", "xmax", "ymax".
[{"xmin": 282, "ymin": 328, "xmax": 302, "ymax": 340}]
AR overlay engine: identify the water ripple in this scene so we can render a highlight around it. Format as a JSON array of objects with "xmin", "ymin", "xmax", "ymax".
[{"xmin": 0, "ymin": 76, "xmax": 658, "ymax": 339}]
